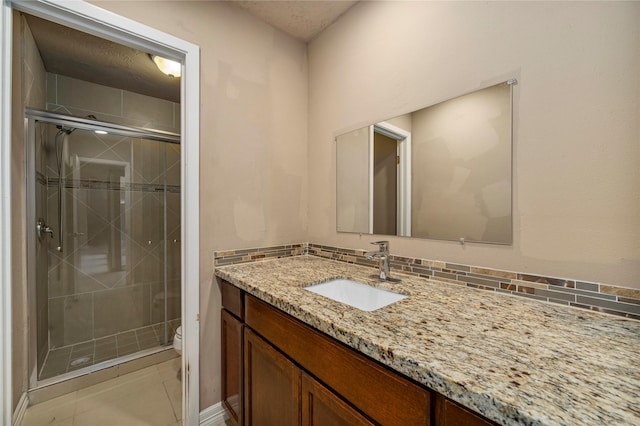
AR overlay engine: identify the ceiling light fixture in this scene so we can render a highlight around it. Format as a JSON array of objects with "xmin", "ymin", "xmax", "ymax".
[{"xmin": 151, "ymin": 55, "xmax": 182, "ymax": 78}]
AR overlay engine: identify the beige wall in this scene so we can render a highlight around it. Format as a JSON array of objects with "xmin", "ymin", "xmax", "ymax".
[
  {"xmin": 12, "ymin": 12, "xmax": 47, "ymax": 411},
  {"xmin": 90, "ymin": 1, "xmax": 308, "ymax": 409},
  {"xmin": 385, "ymin": 113, "xmax": 411, "ymax": 135},
  {"xmin": 308, "ymin": 1, "xmax": 640, "ymax": 289}
]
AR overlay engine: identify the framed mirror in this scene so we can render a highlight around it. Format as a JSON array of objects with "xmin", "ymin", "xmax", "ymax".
[{"xmin": 336, "ymin": 80, "xmax": 515, "ymax": 244}]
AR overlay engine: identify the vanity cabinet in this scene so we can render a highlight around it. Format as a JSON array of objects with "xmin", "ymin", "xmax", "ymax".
[
  {"xmin": 244, "ymin": 328, "xmax": 300, "ymax": 425},
  {"xmin": 244, "ymin": 293, "xmax": 431, "ymax": 425},
  {"xmin": 221, "ymin": 281, "xmax": 244, "ymax": 425},
  {"xmin": 221, "ymin": 279, "xmax": 496, "ymax": 426},
  {"xmin": 301, "ymin": 371, "xmax": 375, "ymax": 426},
  {"xmin": 434, "ymin": 395, "xmax": 495, "ymax": 426},
  {"xmin": 244, "ymin": 327, "xmax": 372, "ymax": 426}
]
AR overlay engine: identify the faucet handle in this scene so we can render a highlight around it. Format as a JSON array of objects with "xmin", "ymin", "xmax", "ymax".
[{"xmin": 371, "ymin": 240, "xmax": 389, "ymax": 250}]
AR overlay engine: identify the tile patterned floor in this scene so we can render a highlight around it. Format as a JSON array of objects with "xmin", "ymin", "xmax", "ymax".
[
  {"xmin": 23, "ymin": 357, "xmax": 182, "ymax": 426},
  {"xmin": 40, "ymin": 320, "xmax": 181, "ymax": 380}
]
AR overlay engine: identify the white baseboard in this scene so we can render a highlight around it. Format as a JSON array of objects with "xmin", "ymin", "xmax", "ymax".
[
  {"xmin": 12, "ymin": 392, "xmax": 28, "ymax": 426},
  {"xmin": 199, "ymin": 402, "xmax": 228, "ymax": 426}
]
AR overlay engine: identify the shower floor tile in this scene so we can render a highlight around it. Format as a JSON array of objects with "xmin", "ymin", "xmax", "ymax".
[{"xmin": 39, "ymin": 321, "xmax": 178, "ymax": 381}]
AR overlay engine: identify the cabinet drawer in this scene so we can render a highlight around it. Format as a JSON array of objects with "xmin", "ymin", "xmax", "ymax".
[
  {"xmin": 245, "ymin": 295, "xmax": 431, "ymax": 425},
  {"xmin": 221, "ymin": 279, "xmax": 244, "ymax": 320}
]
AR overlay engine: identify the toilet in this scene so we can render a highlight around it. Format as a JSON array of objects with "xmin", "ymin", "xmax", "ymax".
[{"xmin": 173, "ymin": 326, "xmax": 182, "ymax": 355}]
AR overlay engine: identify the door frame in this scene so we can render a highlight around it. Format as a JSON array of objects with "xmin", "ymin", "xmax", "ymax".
[
  {"xmin": 1, "ymin": 2, "xmax": 13, "ymax": 423},
  {"xmin": 369, "ymin": 121, "xmax": 412, "ymax": 237},
  {"xmin": 0, "ymin": 1, "xmax": 200, "ymax": 424}
]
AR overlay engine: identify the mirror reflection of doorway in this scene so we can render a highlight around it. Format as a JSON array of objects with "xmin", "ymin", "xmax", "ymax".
[
  {"xmin": 373, "ymin": 132, "xmax": 398, "ymax": 235},
  {"xmin": 369, "ymin": 122, "xmax": 411, "ymax": 237}
]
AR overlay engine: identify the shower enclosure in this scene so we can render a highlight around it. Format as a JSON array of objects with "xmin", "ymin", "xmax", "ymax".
[{"xmin": 26, "ymin": 109, "xmax": 181, "ymax": 383}]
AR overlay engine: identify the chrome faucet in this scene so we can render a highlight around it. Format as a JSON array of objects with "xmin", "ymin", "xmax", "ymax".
[{"xmin": 364, "ymin": 241, "xmax": 400, "ymax": 282}]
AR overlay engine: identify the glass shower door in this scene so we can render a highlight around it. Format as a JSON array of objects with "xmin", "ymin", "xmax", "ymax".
[{"xmin": 32, "ymin": 119, "xmax": 180, "ymax": 381}]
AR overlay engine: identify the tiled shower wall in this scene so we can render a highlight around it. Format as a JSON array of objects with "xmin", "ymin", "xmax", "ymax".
[
  {"xmin": 214, "ymin": 243, "xmax": 640, "ymax": 321},
  {"xmin": 46, "ymin": 73, "xmax": 180, "ymax": 133},
  {"xmin": 42, "ymin": 75, "xmax": 181, "ymax": 349},
  {"xmin": 19, "ymin": 13, "xmax": 49, "ymax": 377}
]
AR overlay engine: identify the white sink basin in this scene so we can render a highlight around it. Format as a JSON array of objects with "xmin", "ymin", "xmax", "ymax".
[{"xmin": 304, "ymin": 279, "xmax": 407, "ymax": 312}]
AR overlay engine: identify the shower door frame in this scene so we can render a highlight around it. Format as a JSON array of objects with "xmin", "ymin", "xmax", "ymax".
[
  {"xmin": 1, "ymin": 1, "xmax": 201, "ymax": 424},
  {"xmin": 25, "ymin": 109, "xmax": 180, "ymax": 387}
]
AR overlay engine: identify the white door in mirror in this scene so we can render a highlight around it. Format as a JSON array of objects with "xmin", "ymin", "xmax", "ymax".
[{"xmin": 305, "ymin": 279, "xmax": 407, "ymax": 312}]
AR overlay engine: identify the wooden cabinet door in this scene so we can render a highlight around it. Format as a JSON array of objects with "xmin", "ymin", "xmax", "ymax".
[
  {"xmin": 246, "ymin": 295, "xmax": 431, "ymax": 425},
  {"xmin": 222, "ymin": 309, "xmax": 243, "ymax": 425},
  {"xmin": 244, "ymin": 328, "xmax": 301, "ymax": 426},
  {"xmin": 434, "ymin": 395, "xmax": 496, "ymax": 426},
  {"xmin": 301, "ymin": 373, "xmax": 375, "ymax": 426}
]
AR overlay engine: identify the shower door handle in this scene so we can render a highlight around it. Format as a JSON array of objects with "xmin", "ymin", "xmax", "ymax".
[{"xmin": 36, "ymin": 218, "xmax": 54, "ymax": 239}]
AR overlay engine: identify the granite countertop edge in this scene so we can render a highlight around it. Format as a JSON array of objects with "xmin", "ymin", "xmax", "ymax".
[{"xmin": 215, "ymin": 255, "xmax": 640, "ymax": 426}]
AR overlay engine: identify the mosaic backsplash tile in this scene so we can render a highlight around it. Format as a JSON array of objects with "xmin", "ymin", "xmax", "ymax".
[
  {"xmin": 213, "ymin": 242, "xmax": 640, "ymax": 321},
  {"xmin": 214, "ymin": 243, "xmax": 307, "ymax": 266}
]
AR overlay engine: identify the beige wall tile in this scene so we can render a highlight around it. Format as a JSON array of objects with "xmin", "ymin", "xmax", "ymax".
[
  {"xmin": 123, "ymin": 90, "xmax": 174, "ymax": 129},
  {"xmin": 93, "ymin": 285, "xmax": 150, "ymax": 338},
  {"xmin": 46, "ymin": 73, "xmax": 57, "ymax": 104},
  {"xmin": 21, "ymin": 391, "xmax": 77, "ymax": 426},
  {"xmin": 74, "ymin": 366, "xmax": 161, "ymax": 415},
  {"xmin": 163, "ymin": 375, "xmax": 182, "ymax": 421},
  {"xmin": 28, "ymin": 360, "xmax": 127, "ymax": 404},
  {"xmin": 13, "ymin": 12, "xmax": 48, "ymax": 410},
  {"xmin": 173, "ymin": 102, "xmax": 180, "ymax": 130},
  {"xmin": 165, "ymin": 144, "xmax": 180, "ymax": 186},
  {"xmin": 49, "ymin": 294, "xmax": 94, "ymax": 347},
  {"xmin": 156, "ymin": 357, "xmax": 181, "ymax": 381},
  {"xmin": 131, "ymin": 138, "xmax": 164, "ymax": 184},
  {"xmin": 74, "ymin": 386, "xmax": 176, "ymax": 426},
  {"xmin": 22, "ymin": 17, "xmax": 46, "ymax": 110},
  {"xmin": 115, "ymin": 114, "xmax": 179, "ymax": 133},
  {"xmin": 48, "ymin": 74, "xmax": 180, "ymax": 133},
  {"xmin": 151, "ymin": 280, "xmax": 181, "ymax": 324},
  {"xmin": 65, "ymin": 131, "xmax": 129, "ymax": 170},
  {"xmin": 114, "ymin": 349, "xmax": 176, "ymax": 377},
  {"xmin": 57, "ymin": 74, "xmax": 123, "ymax": 117}
]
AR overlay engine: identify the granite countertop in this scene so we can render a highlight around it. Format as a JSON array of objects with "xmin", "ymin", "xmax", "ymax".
[{"xmin": 215, "ymin": 255, "xmax": 640, "ymax": 426}]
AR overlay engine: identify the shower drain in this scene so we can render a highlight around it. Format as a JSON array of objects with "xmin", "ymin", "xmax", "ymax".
[{"xmin": 70, "ymin": 356, "xmax": 91, "ymax": 366}]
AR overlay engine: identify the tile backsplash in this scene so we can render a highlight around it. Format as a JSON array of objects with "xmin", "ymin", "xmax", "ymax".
[
  {"xmin": 214, "ymin": 242, "xmax": 640, "ymax": 321},
  {"xmin": 214, "ymin": 243, "xmax": 307, "ymax": 266}
]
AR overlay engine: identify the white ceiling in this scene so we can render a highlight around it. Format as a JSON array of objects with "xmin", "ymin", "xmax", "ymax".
[
  {"xmin": 25, "ymin": 1, "xmax": 357, "ymax": 103},
  {"xmin": 231, "ymin": 1, "xmax": 358, "ymax": 42}
]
